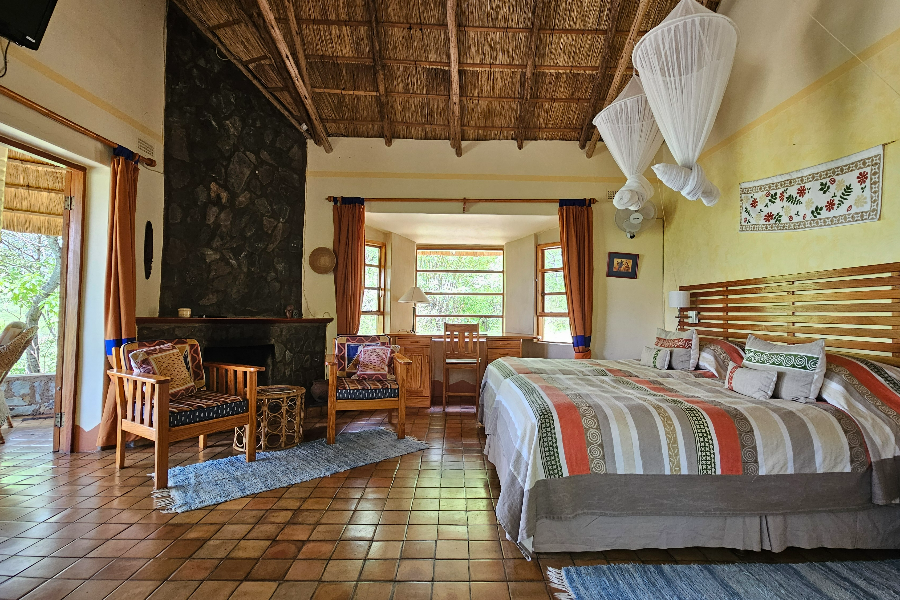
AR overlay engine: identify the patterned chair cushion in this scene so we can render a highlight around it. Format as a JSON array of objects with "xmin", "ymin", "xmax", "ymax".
[
  {"xmin": 121, "ymin": 339, "xmax": 205, "ymax": 389},
  {"xmin": 335, "ymin": 377, "xmax": 399, "ymax": 400},
  {"xmin": 129, "ymin": 343, "xmax": 196, "ymax": 400},
  {"xmin": 353, "ymin": 345, "xmax": 394, "ymax": 380},
  {"xmin": 167, "ymin": 390, "xmax": 248, "ymax": 428},
  {"xmin": 334, "ymin": 335, "xmax": 392, "ymax": 377}
]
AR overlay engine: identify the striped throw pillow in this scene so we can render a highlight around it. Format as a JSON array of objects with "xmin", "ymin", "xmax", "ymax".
[{"xmin": 742, "ymin": 334, "xmax": 826, "ymax": 402}]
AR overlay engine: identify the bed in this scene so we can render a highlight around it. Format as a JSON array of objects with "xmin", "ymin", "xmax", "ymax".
[{"xmin": 482, "ymin": 262, "xmax": 900, "ymax": 555}]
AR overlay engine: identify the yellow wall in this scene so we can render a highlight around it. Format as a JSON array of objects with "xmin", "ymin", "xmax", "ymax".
[
  {"xmin": 305, "ymin": 138, "xmax": 665, "ymax": 360},
  {"xmin": 0, "ymin": 0, "xmax": 166, "ymax": 446},
  {"xmin": 662, "ymin": 2, "xmax": 900, "ymax": 329}
]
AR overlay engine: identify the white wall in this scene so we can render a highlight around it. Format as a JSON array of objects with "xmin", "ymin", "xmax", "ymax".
[
  {"xmin": 388, "ymin": 233, "xmax": 417, "ymax": 333},
  {"xmin": 504, "ymin": 234, "xmax": 536, "ymax": 335},
  {"xmin": 305, "ymin": 138, "xmax": 665, "ymax": 360},
  {"xmin": 0, "ymin": 0, "xmax": 166, "ymax": 448}
]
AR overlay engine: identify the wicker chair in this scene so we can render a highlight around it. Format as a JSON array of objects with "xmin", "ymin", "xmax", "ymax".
[{"xmin": 0, "ymin": 325, "xmax": 38, "ymax": 443}]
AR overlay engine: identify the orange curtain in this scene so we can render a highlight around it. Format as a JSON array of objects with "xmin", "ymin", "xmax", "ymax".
[
  {"xmin": 97, "ymin": 148, "xmax": 141, "ymax": 448},
  {"xmin": 333, "ymin": 197, "xmax": 365, "ymax": 335},
  {"xmin": 559, "ymin": 199, "xmax": 593, "ymax": 359}
]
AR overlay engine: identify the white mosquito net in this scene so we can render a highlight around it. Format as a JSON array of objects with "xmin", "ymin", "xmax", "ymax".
[
  {"xmin": 593, "ymin": 76, "xmax": 664, "ymax": 210},
  {"xmin": 632, "ymin": 0, "xmax": 738, "ymax": 206}
]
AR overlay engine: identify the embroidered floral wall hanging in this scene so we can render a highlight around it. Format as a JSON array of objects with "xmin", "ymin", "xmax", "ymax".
[{"xmin": 739, "ymin": 145, "xmax": 882, "ymax": 232}]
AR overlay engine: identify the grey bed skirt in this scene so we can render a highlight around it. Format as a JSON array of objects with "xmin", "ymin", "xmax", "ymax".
[{"xmin": 531, "ymin": 506, "xmax": 900, "ymax": 553}]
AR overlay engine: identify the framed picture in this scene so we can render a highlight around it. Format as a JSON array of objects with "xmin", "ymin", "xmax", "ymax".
[{"xmin": 607, "ymin": 252, "xmax": 639, "ymax": 279}]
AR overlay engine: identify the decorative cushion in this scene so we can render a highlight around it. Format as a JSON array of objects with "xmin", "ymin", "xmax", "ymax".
[
  {"xmin": 742, "ymin": 334, "xmax": 827, "ymax": 403},
  {"xmin": 334, "ymin": 335, "xmax": 392, "ymax": 377},
  {"xmin": 129, "ymin": 343, "xmax": 196, "ymax": 400},
  {"xmin": 698, "ymin": 337, "xmax": 746, "ymax": 379},
  {"xmin": 353, "ymin": 345, "xmax": 393, "ymax": 380},
  {"xmin": 167, "ymin": 389, "xmax": 248, "ymax": 428},
  {"xmin": 724, "ymin": 361, "xmax": 778, "ymax": 400},
  {"xmin": 654, "ymin": 328, "xmax": 699, "ymax": 370},
  {"xmin": 123, "ymin": 339, "xmax": 205, "ymax": 389},
  {"xmin": 640, "ymin": 346, "xmax": 670, "ymax": 370},
  {"xmin": 335, "ymin": 377, "xmax": 400, "ymax": 400}
]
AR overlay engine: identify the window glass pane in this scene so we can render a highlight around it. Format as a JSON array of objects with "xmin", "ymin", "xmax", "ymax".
[
  {"xmin": 362, "ymin": 289, "xmax": 380, "ymax": 312},
  {"xmin": 358, "ymin": 314, "xmax": 380, "ymax": 335},
  {"xmin": 542, "ymin": 317, "xmax": 572, "ymax": 342},
  {"xmin": 416, "ymin": 294, "xmax": 502, "ymax": 316},
  {"xmin": 365, "ymin": 266, "xmax": 380, "ymax": 288},
  {"xmin": 365, "ymin": 245, "xmax": 380, "ymax": 265},
  {"xmin": 543, "ymin": 271, "xmax": 565, "ymax": 293},
  {"xmin": 544, "ymin": 294, "xmax": 567, "ymax": 314},
  {"xmin": 543, "ymin": 246, "xmax": 562, "ymax": 269},
  {"xmin": 417, "ymin": 249, "xmax": 503, "ymax": 271},
  {"xmin": 416, "ymin": 316, "xmax": 502, "ymax": 336},
  {"xmin": 417, "ymin": 271, "xmax": 503, "ymax": 294}
]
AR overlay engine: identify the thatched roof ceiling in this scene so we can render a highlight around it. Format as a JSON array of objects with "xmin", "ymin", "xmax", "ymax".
[
  {"xmin": 173, "ymin": 0, "xmax": 720, "ymax": 156},
  {"xmin": 1, "ymin": 149, "xmax": 65, "ymax": 237}
]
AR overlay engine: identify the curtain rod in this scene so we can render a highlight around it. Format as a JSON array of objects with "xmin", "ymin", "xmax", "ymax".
[
  {"xmin": 326, "ymin": 197, "xmax": 597, "ymax": 204},
  {"xmin": 0, "ymin": 85, "xmax": 158, "ymax": 168}
]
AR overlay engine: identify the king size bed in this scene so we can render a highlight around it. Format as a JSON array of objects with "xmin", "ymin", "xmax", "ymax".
[{"xmin": 480, "ymin": 263, "xmax": 900, "ymax": 556}]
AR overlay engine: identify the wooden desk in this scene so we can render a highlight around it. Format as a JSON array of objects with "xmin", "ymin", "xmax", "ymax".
[{"xmin": 390, "ymin": 333, "xmax": 536, "ymax": 408}]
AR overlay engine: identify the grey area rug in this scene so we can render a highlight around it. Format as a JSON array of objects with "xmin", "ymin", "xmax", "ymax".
[
  {"xmin": 152, "ymin": 428, "xmax": 428, "ymax": 512},
  {"xmin": 548, "ymin": 561, "xmax": 900, "ymax": 600}
]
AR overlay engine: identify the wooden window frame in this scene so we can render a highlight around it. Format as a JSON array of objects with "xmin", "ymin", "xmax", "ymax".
[
  {"xmin": 415, "ymin": 245, "xmax": 504, "ymax": 335},
  {"xmin": 361, "ymin": 240, "xmax": 386, "ymax": 333},
  {"xmin": 536, "ymin": 242, "xmax": 570, "ymax": 341}
]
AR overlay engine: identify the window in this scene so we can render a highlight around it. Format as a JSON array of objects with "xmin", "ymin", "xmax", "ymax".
[
  {"xmin": 537, "ymin": 243, "xmax": 571, "ymax": 342},
  {"xmin": 415, "ymin": 246, "xmax": 503, "ymax": 335},
  {"xmin": 359, "ymin": 241, "xmax": 385, "ymax": 335}
]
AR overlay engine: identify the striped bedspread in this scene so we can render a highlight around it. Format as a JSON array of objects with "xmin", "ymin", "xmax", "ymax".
[{"xmin": 487, "ymin": 373, "xmax": 878, "ymax": 551}]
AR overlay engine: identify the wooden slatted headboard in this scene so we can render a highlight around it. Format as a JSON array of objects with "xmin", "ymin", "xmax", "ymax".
[{"xmin": 677, "ymin": 262, "xmax": 900, "ymax": 367}]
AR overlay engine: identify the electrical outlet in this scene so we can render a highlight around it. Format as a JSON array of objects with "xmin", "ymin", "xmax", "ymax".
[{"xmin": 137, "ymin": 137, "xmax": 155, "ymax": 158}]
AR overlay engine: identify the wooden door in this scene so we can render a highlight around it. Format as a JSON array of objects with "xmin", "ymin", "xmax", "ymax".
[
  {"xmin": 392, "ymin": 335, "xmax": 431, "ymax": 407},
  {"xmin": 53, "ymin": 169, "xmax": 85, "ymax": 452}
]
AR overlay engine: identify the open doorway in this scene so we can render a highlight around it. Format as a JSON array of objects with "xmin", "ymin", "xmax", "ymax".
[{"xmin": 0, "ymin": 141, "xmax": 84, "ymax": 452}]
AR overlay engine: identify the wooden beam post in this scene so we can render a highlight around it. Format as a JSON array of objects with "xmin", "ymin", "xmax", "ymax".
[
  {"xmin": 283, "ymin": 0, "xmax": 313, "ymax": 103},
  {"xmin": 585, "ymin": 0, "xmax": 654, "ymax": 159},
  {"xmin": 446, "ymin": 0, "xmax": 462, "ymax": 157},
  {"xmin": 250, "ymin": 0, "xmax": 333, "ymax": 153},
  {"xmin": 514, "ymin": 0, "xmax": 544, "ymax": 150},
  {"xmin": 364, "ymin": 0, "xmax": 393, "ymax": 146},
  {"xmin": 578, "ymin": 0, "xmax": 624, "ymax": 150}
]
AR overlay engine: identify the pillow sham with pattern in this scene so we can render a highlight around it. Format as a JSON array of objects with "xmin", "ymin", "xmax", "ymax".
[
  {"xmin": 640, "ymin": 346, "xmax": 670, "ymax": 370},
  {"xmin": 724, "ymin": 361, "xmax": 777, "ymax": 400},
  {"xmin": 654, "ymin": 328, "xmax": 699, "ymax": 370},
  {"xmin": 742, "ymin": 334, "xmax": 826, "ymax": 403},
  {"xmin": 129, "ymin": 343, "xmax": 196, "ymax": 400},
  {"xmin": 353, "ymin": 345, "xmax": 394, "ymax": 380},
  {"xmin": 698, "ymin": 338, "xmax": 746, "ymax": 379}
]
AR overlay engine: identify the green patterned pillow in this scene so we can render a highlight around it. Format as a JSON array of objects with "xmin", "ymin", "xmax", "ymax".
[
  {"xmin": 640, "ymin": 345, "xmax": 670, "ymax": 370},
  {"xmin": 742, "ymin": 334, "xmax": 826, "ymax": 402}
]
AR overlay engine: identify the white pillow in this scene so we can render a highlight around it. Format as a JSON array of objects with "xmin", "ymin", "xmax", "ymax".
[
  {"xmin": 743, "ymin": 334, "xmax": 826, "ymax": 403},
  {"xmin": 724, "ymin": 361, "xmax": 777, "ymax": 400},
  {"xmin": 654, "ymin": 328, "xmax": 699, "ymax": 370},
  {"xmin": 640, "ymin": 346, "xmax": 670, "ymax": 370}
]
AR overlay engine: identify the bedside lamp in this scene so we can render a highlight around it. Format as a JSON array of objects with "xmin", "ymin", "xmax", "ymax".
[
  {"xmin": 668, "ymin": 290, "xmax": 698, "ymax": 325},
  {"xmin": 398, "ymin": 286, "xmax": 430, "ymax": 334}
]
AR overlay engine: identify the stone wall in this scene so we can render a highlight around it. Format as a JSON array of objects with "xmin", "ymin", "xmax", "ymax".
[
  {"xmin": 1, "ymin": 374, "xmax": 55, "ymax": 416},
  {"xmin": 160, "ymin": 5, "xmax": 307, "ymax": 318}
]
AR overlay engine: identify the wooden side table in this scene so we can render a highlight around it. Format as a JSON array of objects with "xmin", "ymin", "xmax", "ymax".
[{"xmin": 234, "ymin": 385, "xmax": 305, "ymax": 452}]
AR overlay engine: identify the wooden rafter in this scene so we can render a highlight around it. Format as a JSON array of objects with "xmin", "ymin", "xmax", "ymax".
[
  {"xmin": 311, "ymin": 89, "xmax": 590, "ymax": 103},
  {"xmin": 586, "ymin": 0, "xmax": 655, "ymax": 159},
  {"xmin": 168, "ymin": 1, "xmax": 311, "ymax": 141},
  {"xmin": 283, "ymin": 0, "xmax": 313, "ymax": 104},
  {"xmin": 302, "ymin": 54, "xmax": 630, "ymax": 74},
  {"xmin": 243, "ymin": 0, "xmax": 332, "ymax": 152},
  {"xmin": 578, "ymin": 0, "xmax": 625, "ymax": 149},
  {"xmin": 364, "ymin": 0, "xmax": 392, "ymax": 146},
  {"xmin": 514, "ymin": 0, "xmax": 545, "ymax": 149},
  {"xmin": 447, "ymin": 0, "xmax": 461, "ymax": 156},
  {"xmin": 323, "ymin": 119, "xmax": 579, "ymax": 134}
]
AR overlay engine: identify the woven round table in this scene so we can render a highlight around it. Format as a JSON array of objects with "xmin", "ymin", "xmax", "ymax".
[{"xmin": 234, "ymin": 385, "xmax": 306, "ymax": 452}]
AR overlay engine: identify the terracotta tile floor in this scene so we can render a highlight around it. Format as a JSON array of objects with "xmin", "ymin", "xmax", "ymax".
[{"xmin": 0, "ymin": 408, "xmax": 894, "ymax": 600}]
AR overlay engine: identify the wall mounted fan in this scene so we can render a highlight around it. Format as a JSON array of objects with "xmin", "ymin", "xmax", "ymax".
[{"xmin": 614, "ymin": 200, "xmax": 657, "ymax": 239}]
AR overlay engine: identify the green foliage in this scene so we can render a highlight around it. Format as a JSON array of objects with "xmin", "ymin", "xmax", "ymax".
[{"xmin": 417, "ymin": 250, "xmax": 502, "ymax": 272}]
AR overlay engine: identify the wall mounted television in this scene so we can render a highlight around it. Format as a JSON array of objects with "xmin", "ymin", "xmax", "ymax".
[{"xmin": 0, "ymin": 1, "xmax": 59, "ymax": 51}]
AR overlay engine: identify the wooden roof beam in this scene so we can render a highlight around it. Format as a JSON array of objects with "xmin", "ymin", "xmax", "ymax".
[
  {"xmin": 447, "ymin": 0, "xmax": 462, "ymax": 156},
  {"xmin": 284, "ymin": 0, "xmax": 314, "ymax": 109},
  {"xmin": 169, "ymin": 0, "xmax": 311, "ymax": 141},
  {"xmin": 323, "ymin": 119, "xmax": 579, "ymax": 133},
  {"xmin": 514, "ymin": 0, "xmax": 545, "ymax": 149},
  {"xmin": 244, "ymin": 0, "xmax": 332, "ymax": 152},
  {"xmin": 365, "ymin": 0, "xmax": 393, "ymax": 146},
  {"xmin": 577, "ymin": 0, "xmax": 625, "ymax": 149},
  {"xmin": 312, "ymin": 88, "xmax": 590, "ymax": 103},
  {"xmin": 585, "ymin": 0, "xmax": 655, "ymax": 158},
  {"xmin": 304, "ymin": 54, "xmax": 632, "ymax": 74}
]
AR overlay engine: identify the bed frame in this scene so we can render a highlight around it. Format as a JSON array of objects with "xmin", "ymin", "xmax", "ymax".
[{"xmin": 677, "ymin": 261, "xmax": 900, "ymax": 366}]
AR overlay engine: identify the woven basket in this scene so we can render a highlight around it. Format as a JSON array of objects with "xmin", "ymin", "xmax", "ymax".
[{"xmin": 309, "ymin": 247, "xmax": 336, "ymax": 274}]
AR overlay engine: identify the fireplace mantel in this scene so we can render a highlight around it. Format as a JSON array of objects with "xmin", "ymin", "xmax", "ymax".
[{"xmin": 137, "ymin": 317, "xmax": 333, "ymax": 325}]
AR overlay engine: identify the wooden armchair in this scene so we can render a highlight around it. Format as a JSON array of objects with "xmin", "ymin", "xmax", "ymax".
[
  {"xmin": 108, "ymin": 338, "xmax": 261, "ymax": 490},
  {"xmin": 326, "ymin": 335, "xmax": 412, "ymax": 444}
]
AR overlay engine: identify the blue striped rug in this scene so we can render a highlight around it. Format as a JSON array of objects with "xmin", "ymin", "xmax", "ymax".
[{"xmin": 548, "ymin": 560, "xmax": 900, "ymax": 600}]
